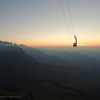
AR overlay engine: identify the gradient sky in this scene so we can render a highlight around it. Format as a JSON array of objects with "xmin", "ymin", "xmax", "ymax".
[{"xmin": 0, "ymin": 0, "xmax": 100, "ymax": 46}]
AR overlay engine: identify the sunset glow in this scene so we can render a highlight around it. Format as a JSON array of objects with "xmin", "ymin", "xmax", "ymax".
[{"xmin": 0, "ymin": 0, "xmax": 100, "ymax": 47}]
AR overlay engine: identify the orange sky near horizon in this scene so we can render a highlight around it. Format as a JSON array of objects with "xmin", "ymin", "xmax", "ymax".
[{"xmin": 13, "ymin": 39, "xmax": 100, "ymax": 47}]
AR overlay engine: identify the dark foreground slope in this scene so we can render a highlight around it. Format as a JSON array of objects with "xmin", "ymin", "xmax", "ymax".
[
  {"xmin": 0, "ymin": 45, "xmax": 86, "ymax": 100},
  {"xmin": 0, "ymin": 44, "xmax": 100, "ymax": 100},
  {"xmin": 0, "ymin": 80, "xmax": 86, "ymax": 100}
]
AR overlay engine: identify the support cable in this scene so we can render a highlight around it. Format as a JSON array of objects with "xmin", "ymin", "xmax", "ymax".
[
  {"xmin": 58, "ymin": 0, "xmax": 79, "ymax": 67},
  {"xmin": 66, "ymin": 0, "xmax": 83, "ymax": 68}
]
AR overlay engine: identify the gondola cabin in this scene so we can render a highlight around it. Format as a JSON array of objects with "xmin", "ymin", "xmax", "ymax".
[
  {"xmin": 73, "ymin": 35, "xmax": 77, "ymax": 47},
  {"xmin": 73, "ymin": 43, "xmax": 77, "ymax": 47}
]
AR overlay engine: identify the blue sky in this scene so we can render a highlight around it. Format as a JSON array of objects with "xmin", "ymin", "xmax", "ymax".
[{"xmin": 0, "ymin": 0, "xmax": 100, "ymax": 46}]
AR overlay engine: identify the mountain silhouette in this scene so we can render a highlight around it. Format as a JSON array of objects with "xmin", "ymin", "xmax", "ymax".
[
  {"xmin": 0, "ymin": 43, "xmax": 86, "ymax": 100},
  {"xmin": 19, "ymin": 45, "xmax": 70, "ymax": 67},
  {"xmin": 0, "ymin": 41, "xmax": 100, "ymax": 100}
]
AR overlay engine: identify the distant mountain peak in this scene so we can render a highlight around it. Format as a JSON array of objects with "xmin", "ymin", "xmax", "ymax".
[{"xmin": 0, "ymin": 40, "xmax": 16, "ymax": 46}]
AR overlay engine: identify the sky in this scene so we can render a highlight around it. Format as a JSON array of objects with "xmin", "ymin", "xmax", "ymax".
[{"xmin": 0, "ymin": 0, "xmax": 100, "ymax": 47}]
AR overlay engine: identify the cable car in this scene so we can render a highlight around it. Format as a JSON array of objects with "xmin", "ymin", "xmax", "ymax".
[{"xmin": 73, "ymin": 35, "xmax": 77, "ymax": 47}]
